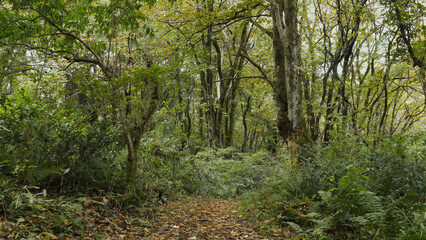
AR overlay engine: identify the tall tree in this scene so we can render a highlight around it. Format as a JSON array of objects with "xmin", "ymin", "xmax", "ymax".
[{"xmin": 269, "ymin": 0, "xmax": 308, "ymax": 159}]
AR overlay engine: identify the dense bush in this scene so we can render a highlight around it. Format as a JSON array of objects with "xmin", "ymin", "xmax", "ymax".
[
  {"xmin": 241, "ymin": 132, "xmax": 426, "ymax": 239},
  {"xmin": 135, "ymin": 142, "xmax": 285, "ymax": 200},
  {"xmin": 0, "ymin": 87, "xmax": 125, "ymax": 195}
]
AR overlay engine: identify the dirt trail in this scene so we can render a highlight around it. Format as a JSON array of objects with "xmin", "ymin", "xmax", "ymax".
[{"xmin": 144, "ymin": 196, "xmax": 265, "ymax": 240}]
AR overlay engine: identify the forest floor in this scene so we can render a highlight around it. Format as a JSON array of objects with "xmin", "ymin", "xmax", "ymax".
[
  {"xmin": 144, "ymin": 196, "xmax": 266, "ymax": 239},
  {"xmin": 1, "ymin": 196, "xmax": 291, "ymax": 239}
]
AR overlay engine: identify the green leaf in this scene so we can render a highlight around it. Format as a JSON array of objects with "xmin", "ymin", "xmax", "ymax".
[{"xmin": 70, "ymin": 203, "xmax": 83, "ymax": 211}]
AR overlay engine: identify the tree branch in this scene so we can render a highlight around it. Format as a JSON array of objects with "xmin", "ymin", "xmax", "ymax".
[
  {"xmin": 240, "ymin": 51, "xmax": 273, "ymax": 88},
  {"xmin": 249, "ymin": 19, "xmax": 272, "ymax": 38},
  {"xmin": 29, "ymin": 7, "xmax": 109, "ymax": 75}
]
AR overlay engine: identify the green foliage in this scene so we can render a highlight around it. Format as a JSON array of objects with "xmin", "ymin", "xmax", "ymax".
[
  {"xmin": 0, "ymin": 188, "xmax": 135, "ymax": 239},
  {"xmin": 306, "ymin": 167, "xmax": 386, "ymax": 238},
  {"xmin": 241, "ymin": 133, "xmax": 426, "ymax": 239},
  {"xmin": 0, "ymin": 83, "xmax": 125, "ymax": 193},
  {"xmin": 130, "ymin": 136, "xmax": 285, "ymax": 200},
  {"xmin": 181, "ymin": 149, "xmax": 283, "ymax": 198}
]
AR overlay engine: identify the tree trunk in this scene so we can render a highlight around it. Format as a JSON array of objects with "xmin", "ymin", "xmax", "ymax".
[
  {"xmin": 224, "ymin": 23, "xmax": 250, "ymax": 147},
  {"xmin": 271, "ymin": 0, "xmax": 291, "ymax": 141},
  {"xmin": 241, "ymin": 94, "xmax": 251, "ymax": 152},
  {"xmin": 270, "ymin": 0, "xmax": 308, "ymax": 162},
  {"xmin": 122, "ymin": 58, "xmax": 159, "ymax": 189}
]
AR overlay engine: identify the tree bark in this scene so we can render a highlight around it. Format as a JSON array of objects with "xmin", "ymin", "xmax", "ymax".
[{"xmin": 270, "ymin": 0, "xmax": 308, "ymax": 161}]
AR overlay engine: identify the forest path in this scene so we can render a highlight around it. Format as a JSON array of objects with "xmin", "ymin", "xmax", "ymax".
[{"xmin": 144, "ymin": 196, "xmax": 265, "ymax": 240}]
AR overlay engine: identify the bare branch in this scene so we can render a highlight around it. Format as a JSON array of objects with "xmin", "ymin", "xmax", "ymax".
[
  {"xmin": 249, "ymin": 19, "xmax": 272, "ymax": 38},
  {"xmin": 240, "ymin": 51, "xmax": 273, "ymax": 88}
]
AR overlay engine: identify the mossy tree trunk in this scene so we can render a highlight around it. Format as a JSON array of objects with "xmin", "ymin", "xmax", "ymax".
[{"xmin": 270, "ymin": 0, "xmax": 309, "ymax": 162}]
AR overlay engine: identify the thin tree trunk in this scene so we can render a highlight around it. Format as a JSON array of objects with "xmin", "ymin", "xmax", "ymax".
[{"xmin": 241, "ymin": 95, "xmax": 251, "ymax": 152}]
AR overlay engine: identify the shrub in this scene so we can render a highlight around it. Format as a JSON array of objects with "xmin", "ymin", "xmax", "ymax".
[{"xmin": 241, "ymin": 133, "xmax": 425, "ymax": 239}]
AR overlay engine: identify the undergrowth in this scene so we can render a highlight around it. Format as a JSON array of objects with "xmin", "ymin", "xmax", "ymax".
[
  {"xmin": 240, "ymin": 132, "xmax": 425, "ymax": 239},
  {"xmin": 0, "ymin": 184, "xmax": 154, "ymax": 239},
  {"xmin": 1, "ymin": 125, "xmax": 424, "ymax": 239}
]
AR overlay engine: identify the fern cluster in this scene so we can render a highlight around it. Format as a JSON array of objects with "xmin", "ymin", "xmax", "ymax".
[{"xmin": 243, "ymin": 133, "xmax": 425, "ymax": 239}]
